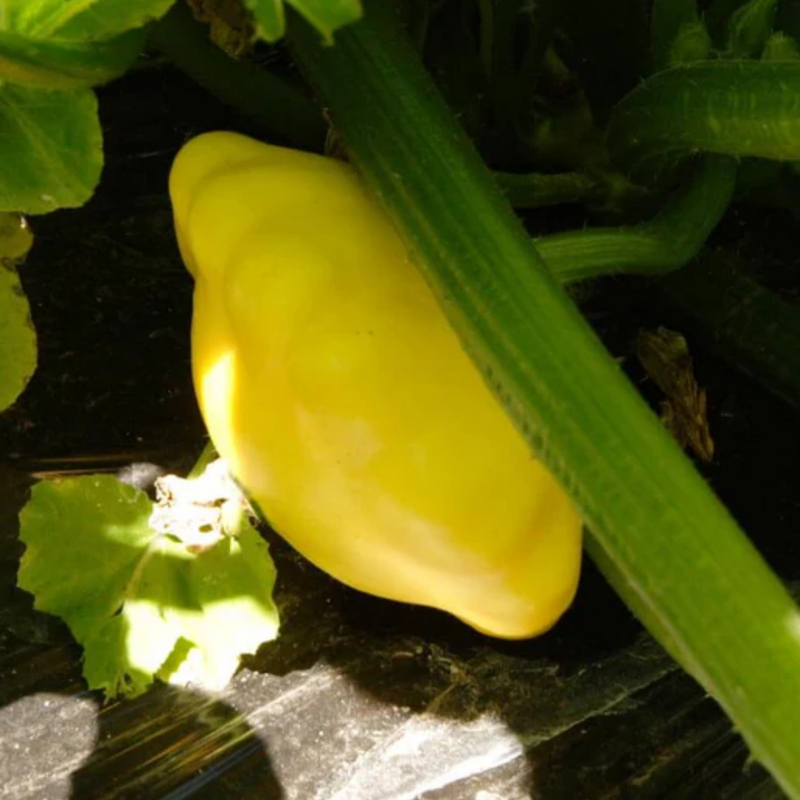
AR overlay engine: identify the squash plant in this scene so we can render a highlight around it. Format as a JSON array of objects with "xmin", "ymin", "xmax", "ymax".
[{"xmin": 3, "ymin": 0, "xmax": 800, "ymax": 796}]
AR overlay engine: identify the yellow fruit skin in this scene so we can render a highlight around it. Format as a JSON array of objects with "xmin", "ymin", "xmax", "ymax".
[{"xmin": 169, "ymin": 131, "xmax": 583, "ymax": 639}]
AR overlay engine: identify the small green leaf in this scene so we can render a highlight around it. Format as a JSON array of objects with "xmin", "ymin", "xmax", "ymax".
[
  {"xmin": 0, "ymin": 213, "xmax": 36, "ymax": 412},
  {"xmin": 244, "ymin": 0, "xmax": 285, "ymax": 42},
  {"xmin": 18, "ymin": 472, "xmax": 280, "ymax": 699},
  {"xmin": 244, "ymin": 0, "xmax": 361, "ymax": 43},
  {"xmin": 0, "ymin": 85, "xmax": 102, "ymax": 214}
]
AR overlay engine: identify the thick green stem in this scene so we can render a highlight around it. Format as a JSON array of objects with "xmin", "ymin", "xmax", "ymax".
[
  {"xmin": 538, "ymin": 154, "xmax": 737, "ymax": 281},
  {"xmin": 148, "ymin": 2, "xmax": 325, "ymax": 150},
  {"xmin": 287, "ymin": 5, "xmax": 800, "ymax": 796},
  {"xmin": 608, "ymin": 60, "xmax": 800, "ymax": 180}
]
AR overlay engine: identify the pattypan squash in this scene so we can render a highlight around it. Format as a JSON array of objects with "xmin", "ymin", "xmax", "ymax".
[{"xmin": 169, "ymin": 131, "xmax": 582, "ymax": 638}]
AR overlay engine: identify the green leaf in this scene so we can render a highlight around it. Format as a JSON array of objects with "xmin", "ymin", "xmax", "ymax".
[
  {"xmin": 0, "ymin": 0, "xmax": 178, "ymax": 89},
  {"xmin": 18, "ymin": 473, "xmax": 280, "ymax": 699},
  {"xmin": 3, "ymin": 0, "xmax": 178, "ymax": 41},
  {"xmin": 0, "ymin": 27, "xmax": 144, "ymax": 89},
  {"xmin": 245, "ymin": 0, "xmax": 362, "ymax": 43},
  {"xmin": 83, "ymin": 589, "xmax": 183, "ymax": 698},
  {"xmin": 0, "ymin": 213, "xmax": 36, "ymax": 412},
  {"xmin": 18, "ymin": 477, "xmax": 158, "ymax": 642},
  {"xmin": 0, "ymin": 85, "xmax": 102, "ymax": 214},
  {"xmin": 158, "ymin": 528, "xmax": 280, "ymax": 690}
]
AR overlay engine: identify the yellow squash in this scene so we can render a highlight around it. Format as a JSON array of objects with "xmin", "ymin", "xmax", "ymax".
[{"xmin": 169, "ymin": 131, "xmax": 582, "ymax": 638}]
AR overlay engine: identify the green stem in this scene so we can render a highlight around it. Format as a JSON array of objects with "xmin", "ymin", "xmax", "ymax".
[
  {"xmin": 493, "ymin": 169, "xmax": 601, "ymax": 208},
  {"xmin": 287, "ymin": 3, "xmax": 800, "ymax": 796},
  {"xmin": 187, "ymin": 441, "xmax": 218, "ymax": 480},
  {"xmin": 148, "ymin": 1, "xmax": 325, "ymax": 151},
  {"xmin": 538, "ymin": 154, "xmax": 737, "ymax": 282},
  {"xmin": 607, "ymin": 60, "xmax": 800, "ymax": 180}
]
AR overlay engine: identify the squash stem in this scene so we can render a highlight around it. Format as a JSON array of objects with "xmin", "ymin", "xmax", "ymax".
[
  {"xmin": 539, "ymin": 154, "xmax": 737, "ymax": 282},
  {"xmin": 607, "ymin": 60, "xmax": 800, "ymax": 180}
]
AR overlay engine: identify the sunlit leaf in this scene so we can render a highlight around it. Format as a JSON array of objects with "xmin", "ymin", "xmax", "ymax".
[
  {"xmin": 18, "ymin": 473, "xmax": 280, "ymax": 699},
  {"xmin": 158, "ymin": 527, "xmax": 280, "ymax": 690}
]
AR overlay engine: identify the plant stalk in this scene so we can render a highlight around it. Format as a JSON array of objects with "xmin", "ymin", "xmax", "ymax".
[
  {"xmin": 608, "ymin": 60, "xmax": 800, "ymax": 180},
  {"xmin": 538, "ymin": 154, "xmax": 737, "ymax": 281}
]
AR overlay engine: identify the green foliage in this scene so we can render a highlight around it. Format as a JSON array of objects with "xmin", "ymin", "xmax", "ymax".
[
  {"xmin": 0, "ymin": 28, "xmax": 143, "ymax": 89},
  {"xmin": 0, "ymin": 213, "xmax": 36, "ymax": 412},
  {"xmin": 243, "ymin": 0, "xmax": 362, "ymax": 43},
  {"xmin": 0, "ymin": 87, "xmax": 102, "ymax": 214},
  {"xmin": 18, "ymin": 471, "xmax": 280, "ymax": 699},
  {"xmin": 0, "ymin": 0, "xmax": 178, "ymax": 90},
  {"xmin": 0, "ymin": 0, "xmax": 178, "ymax": 215}
]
